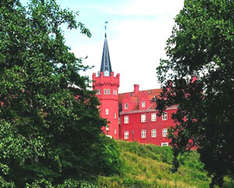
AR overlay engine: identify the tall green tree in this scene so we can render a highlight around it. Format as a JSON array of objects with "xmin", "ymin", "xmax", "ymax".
[
  {"xmin": 156, "ymin": 0, "xmax": 234, "ymax": 187},
  {"xmin": 0, "ymin": 0, "xmax": 120, "ymax": 187}
]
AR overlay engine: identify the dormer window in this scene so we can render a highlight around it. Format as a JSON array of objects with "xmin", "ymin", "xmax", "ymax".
[{"xmin": 162, "ymin": 112, "xmax": 168, "ymax": 120}]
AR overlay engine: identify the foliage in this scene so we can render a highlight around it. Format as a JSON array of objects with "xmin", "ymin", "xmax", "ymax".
[
  {"xmin": 0, "ymin": 0, "xmax": 120, "ymax": 187},
  {"xmin": 155, "ymin": 0, "xmax": 234, "ymax": 187},
  {"xmin": 97, "ymin": 140, "xmax": 212, "ymax": 188}
]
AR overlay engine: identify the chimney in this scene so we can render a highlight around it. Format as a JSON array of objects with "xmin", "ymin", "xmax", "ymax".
[{"xmin": 134, "ymin": 84, "xmax": 139, "ymax": 93}]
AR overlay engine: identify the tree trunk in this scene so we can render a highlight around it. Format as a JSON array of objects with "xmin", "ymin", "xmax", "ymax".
[{"xmin": 209, "ymin": 174, "xmax": 224, "ymax": 188}]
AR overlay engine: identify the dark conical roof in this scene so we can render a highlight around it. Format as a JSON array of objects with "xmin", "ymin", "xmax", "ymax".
[{"xmin": 100, "ymin": 33, "xmax": 112, "ymax": 76}]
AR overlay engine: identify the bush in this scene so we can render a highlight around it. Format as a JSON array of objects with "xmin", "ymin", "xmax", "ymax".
[{"xmin": 88, "ymin": 135, "xmax": 121, "ymax": 176}]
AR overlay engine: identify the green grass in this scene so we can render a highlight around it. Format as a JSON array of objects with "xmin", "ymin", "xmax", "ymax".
[{"xmin": 96, "ymin": 140, "xmax": 234, "ymax": 188}]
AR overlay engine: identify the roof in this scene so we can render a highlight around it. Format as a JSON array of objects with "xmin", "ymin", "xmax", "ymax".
[
  {"xmin": 100, "ymin": 34, "xmax": 112, "ymax": 75},
  {"xmin": 118, "ymin": 87, "xmax": 163, "ymax": 111},
  {"xmin": 119, "ymin": 88, "xmax": 162, "ymax": 103}
]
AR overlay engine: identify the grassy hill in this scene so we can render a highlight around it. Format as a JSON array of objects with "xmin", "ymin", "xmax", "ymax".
[{"xmin": 95, "ymin": 140, "xmax": 234, "ymax": 188}]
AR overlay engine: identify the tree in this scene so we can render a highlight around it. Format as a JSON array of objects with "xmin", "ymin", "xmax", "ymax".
[
  {"xmin": 0, "ymin": 0, "xmax": 120, "ymax": 187},
  {"xmin": 156, "ymin": 0, "xmax": 234, "ymax": 187}
]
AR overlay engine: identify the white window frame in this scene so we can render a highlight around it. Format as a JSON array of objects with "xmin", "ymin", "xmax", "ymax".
[
  {"xmin": 124, "ymin": 115, "xmax": 129, "ymax": 124},
  {"xmin": 124, "ymin": 103, "xmax": 128, "ymax": 110},
  {"xmin": 151, "ymin": 129, "xmax": 156, "ymax": 138},
  {"xmin": 141, "ymin": 129, "xmax": 146, "ymax": 138},
  {"xmin": 151, "ymin": 113, "xmax": 156, "ymax": 121},
  {"xmin": 161, "ymin": 142, "xmax": 169, "ymax": 146},
  {"xmin": 104, "ymin": 89, "xmax": 111, "ymax": 95},
  {"xmin": 141, "ymin": 114, "xmax": 146, "ymax": 122},
  {"xmin": 105, "ymin": 108, "xmax": 109, "ymax": 115},
  {"xmin": 162, "ymin": 112, "xmax": 168, "ymax": 120},
  {"xmin": 124, "ymin": 131, "xmax": 129, "ymax": 139},
  {"xmin": 142, "ymin": 101, "xmax": 145, "ymax": 108},
  {"xmin": 162, "ymin": 128, "xmax": 168, "ymax": 137}
]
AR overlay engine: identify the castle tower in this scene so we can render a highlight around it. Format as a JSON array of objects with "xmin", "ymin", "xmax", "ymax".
[{"xmin": 92, "ymin": 31, "xmax": 120, "ymax": 139}]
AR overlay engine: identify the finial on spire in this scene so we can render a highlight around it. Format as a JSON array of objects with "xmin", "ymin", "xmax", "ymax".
[
  {"xmin": 105, "ymin": 21, "xmax": 108, "ymax": 38},
  {"xmin": 100, "ymin": 21, "xmax": 112, "ymax": 76}
]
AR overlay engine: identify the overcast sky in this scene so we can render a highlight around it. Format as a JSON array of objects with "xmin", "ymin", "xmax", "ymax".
[{"xmin": 22, "ymin": 0, "xmax": 185, "ymax": 93}]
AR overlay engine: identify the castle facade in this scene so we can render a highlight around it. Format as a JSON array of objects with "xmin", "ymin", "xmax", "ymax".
[{"xmin": 93, "ymin": 33, "xmax": 176, "ymax": 146}]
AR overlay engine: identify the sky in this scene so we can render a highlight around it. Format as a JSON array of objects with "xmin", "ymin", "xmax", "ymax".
[{"xmin": 22, "ymin": 0, "xmax": 185, "ymax": 93}]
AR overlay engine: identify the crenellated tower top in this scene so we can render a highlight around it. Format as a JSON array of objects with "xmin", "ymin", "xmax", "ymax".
[{"xmin": 93, "ymin": 21, "xmax": 119, "ymax": 88}]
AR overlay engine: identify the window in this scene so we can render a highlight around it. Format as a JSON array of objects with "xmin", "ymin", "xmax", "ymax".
[
  {"xmin": 141, "ymin": 129, "xmax": 146, "ymax": 138},
  {"xmin": 141, "ymin": 114, "xmax": 146, "ymax": 122},
  {"xmin": 96, "ymin": 89, "xmax": 101, "ymax": 95},
  {"xmin": 114, "ymin": 112, "xmax": 117, "ymax": 119},
  {"xmin": 104, "ymin": 70, "xmax": 109, "ymax": 76},
  {"xmin": 161, "ymin": 142, "xmax": 169, "ymax": 146},
  {"xmin": 124, "ymin": 103, "xmax": 128, "ymax": 109},
  {"xmin": 114, "ymin": 128, "xmax": 117, "ymax": 135},
  {"xmin": 151, "ymin": 129, "xmax": 156, "ymax": 137},
  {"xmin": 105, "ymin": 108, "xmax": 109, "ymax": 115},
  {"xmin": 162, "ymin": 128, "xmax": 168, "ymax": 137},
  {"xmin": 151, "ymin": 113, "xmax": 156, "ymax": 121},
  {"xmin": 104, "ymin": 89, "xmax": 111, "ymax": 95},
  {"xmin": 113, "ymin": 90, "xmax": 118, "ymax": 95},
  {"xmin": 124, "ymin": 131, "xmax": 129, "ymax": 139},
  {"xmin": 124, "ymin": 115, "xmax": 129, "ymax": 124},
  {"xmin": 142, "ymin": 101, "xmax": 145, "ymax": 108},
  {"xmin": 162, "ymin": 112, "xmax": 167, "ymax": 120}
]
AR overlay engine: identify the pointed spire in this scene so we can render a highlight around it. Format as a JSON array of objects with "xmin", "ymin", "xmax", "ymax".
[{"xmin": 100, "ymin": 21, "xmax": 112, "ymax": 76}]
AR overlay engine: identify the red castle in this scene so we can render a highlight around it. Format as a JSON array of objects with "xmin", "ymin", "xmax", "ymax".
[{"xmin": 93, "ymin": 33, "xmax": 177, "ymax": 146}]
